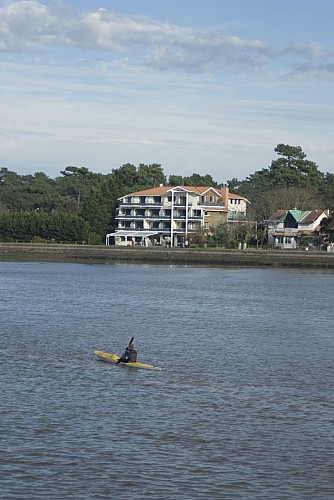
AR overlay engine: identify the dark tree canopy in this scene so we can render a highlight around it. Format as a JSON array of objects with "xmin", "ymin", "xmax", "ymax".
[
  {"xmin": 228, "ymin": 144, "xmax": 329, "ymax": 218},
  {"xmin": 168, "ymin": 173, "xmax": 219, "ymax": 187},
  {"xmin": 318, "ymin": 216, "xmax": 334, "ymax": 245},
  {"xmin": 0, "ymin": 144, "xmax": 333, "ymax": 243},
  {"xmin": 229, "ymin": 144, "xmax": 324, "ymax": 197}
]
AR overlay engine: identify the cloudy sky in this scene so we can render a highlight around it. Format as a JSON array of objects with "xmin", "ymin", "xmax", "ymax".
[{"xmin": 1, "ymin": 0, "xmax": 334, "ymax": 182}]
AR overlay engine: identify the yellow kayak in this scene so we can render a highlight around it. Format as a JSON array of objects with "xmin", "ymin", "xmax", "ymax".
[{"xmin": 94, "ymin": 350, "xmax": 162, "ymax": 371}]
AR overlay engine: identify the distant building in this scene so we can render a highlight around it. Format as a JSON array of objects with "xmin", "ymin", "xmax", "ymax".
[
  {"xmin": 106, "ymin": 185, "xmax": 249, "ymax": 246},
  {"xmin": 266, "ymin": 209, "xmax": 329, "ymax": 249}
]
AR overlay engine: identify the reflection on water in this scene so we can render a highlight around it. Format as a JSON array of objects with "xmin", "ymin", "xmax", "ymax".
[{"xmin": 1, "ymin": 262, "xmax": 334, "ymax": 499}]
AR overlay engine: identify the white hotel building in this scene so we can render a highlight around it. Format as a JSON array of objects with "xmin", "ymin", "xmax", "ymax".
[{"xmin": 106, "ymin": 185, "xmax": 248, "ymax": 247}]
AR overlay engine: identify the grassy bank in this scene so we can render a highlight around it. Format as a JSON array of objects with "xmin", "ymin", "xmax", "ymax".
[{"xmin": 1, "ymin": 243, "xmax": 334, "ymax": 268}]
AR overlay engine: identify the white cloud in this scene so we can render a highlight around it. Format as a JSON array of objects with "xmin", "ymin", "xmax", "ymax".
[
  {"xmin": 0, "ymin": 1, "xmax": 60, "ymax": 50},
  {"xmin": 1, "ymin": 1, "xmax": 333, "ymax": 76},
  {"xmin": 287, "ymin": 41, "xmax": 328, "ymax": 61}
]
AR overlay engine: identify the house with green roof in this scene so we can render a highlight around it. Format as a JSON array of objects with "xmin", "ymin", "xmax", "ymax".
[{"xmin": 267, "ymin": 209, "xmax": 329, "ymax": 249}]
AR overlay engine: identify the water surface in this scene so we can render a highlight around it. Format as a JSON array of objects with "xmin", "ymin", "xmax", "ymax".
[{"xmin": 1, "ymin": 262, "xmax": 334, "ymax": 499}]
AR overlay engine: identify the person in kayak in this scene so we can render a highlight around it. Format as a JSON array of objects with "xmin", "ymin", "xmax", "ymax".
[{"xmin": 117, "ymin": 342, "xmax": 137, "ymax": 363}]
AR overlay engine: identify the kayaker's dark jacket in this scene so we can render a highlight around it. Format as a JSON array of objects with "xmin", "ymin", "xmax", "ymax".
[{"xmin": 119, "ymin": 347, "xmax": 137, "ymax": 363}]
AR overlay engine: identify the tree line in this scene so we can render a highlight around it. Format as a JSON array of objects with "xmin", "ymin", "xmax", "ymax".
[{"xmin": 0, "ymin": 144, "xmax": 333, "ymax": 244}]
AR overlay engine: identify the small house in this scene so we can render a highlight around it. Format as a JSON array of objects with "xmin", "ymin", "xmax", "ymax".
[{"xmin": 267, "ymin": 209, "xmax": 329, "ymax": 249}]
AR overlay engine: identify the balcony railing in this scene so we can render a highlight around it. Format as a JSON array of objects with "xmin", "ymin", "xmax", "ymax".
[
  {"xmin": 119, "ymin": 201, "xmax": 163, "ymax": 207},
  {"xmin": 116, "ymin": 213, "xmax": 202, "ymax": 220},
  {"xmin": 273, "ymin": 227, "xmax": 300, "ymax": 234},
  {"xmin": 199, "ymin": 202, "xmax": 225, "ymax": 207},
  {"xmin": 116, "ymin": 215, "xmax": 172, "ymax": 220},
  {"xmin": 117, "ymin": 225, "xmax": 200, "ymax": 232}
]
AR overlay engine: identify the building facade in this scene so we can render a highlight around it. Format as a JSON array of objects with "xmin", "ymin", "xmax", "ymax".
[
  {"xmin": 267, "ymin": 209, "xmax": 329, "ymax": 249},
  {"xmin": 106, "ymin": 185, "xmax": 248, "ymax": 246}
]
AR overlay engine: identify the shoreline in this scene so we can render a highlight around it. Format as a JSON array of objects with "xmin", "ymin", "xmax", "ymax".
[{"xmin": 1, "ymin": 243, "xmax": 334, "ymax": 268}]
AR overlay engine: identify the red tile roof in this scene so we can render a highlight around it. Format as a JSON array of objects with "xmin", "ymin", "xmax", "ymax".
[
  {"xmin": 267, "ymin": 210, "xmax": 286, "ymax": 221},
  {"xmin": 122, "ymin": 185, "xmax": 247, "ymax": 200},
  {"xmin": 301, "ymin": 210, "xmax": 327, "ymax": 224}
]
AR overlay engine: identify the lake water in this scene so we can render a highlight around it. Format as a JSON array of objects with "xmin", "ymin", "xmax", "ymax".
[{"xmin": 1, "ymin": 261, "xmax": 334, "ymax": 499}]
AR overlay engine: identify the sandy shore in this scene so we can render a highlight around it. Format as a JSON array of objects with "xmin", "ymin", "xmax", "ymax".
[{"xmin": 1, "ymin": 243, "xmax": 334, "ymax": 268}]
